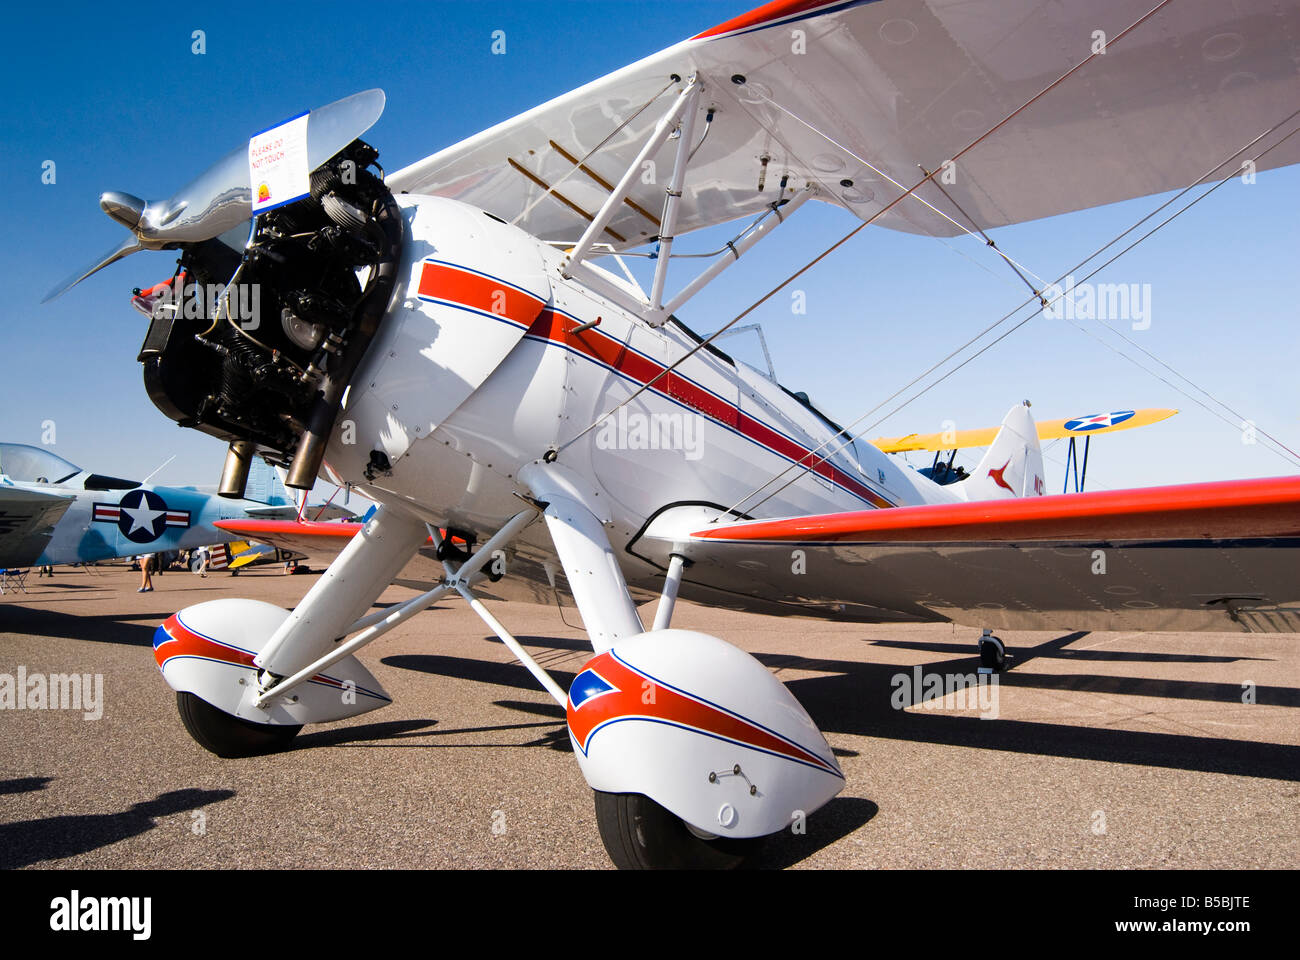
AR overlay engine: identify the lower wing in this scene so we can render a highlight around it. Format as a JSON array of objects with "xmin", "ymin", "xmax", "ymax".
[
  {"xmin": 629, "ymin": 476, "xmax": 1300, "ymax": 633},
  {"xmin": 0, "ymin": 486, "xmax": 75, "ymax": 568},
  {"xmin": 213, "ymin": 519, "xmax": 361, "ymax": 563}
]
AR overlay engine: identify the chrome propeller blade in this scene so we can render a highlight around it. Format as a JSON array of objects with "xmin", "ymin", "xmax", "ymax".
[
  {"xmin": 41, "ymin": 234, "xmax": 146, "ymax": 304},
  {"xmin": 43, "ymin": 89, "xmax": 386, "ymax": 302}
]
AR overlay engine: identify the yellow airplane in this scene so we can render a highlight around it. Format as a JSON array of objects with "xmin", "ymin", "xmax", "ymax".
[
  {"xmin": 873, "ymin": 408, "xmax": 1178, "ymax": 453},
  {"xmin": 875, "ymin": 408, "xmax": 1178, "ymax": 493}
]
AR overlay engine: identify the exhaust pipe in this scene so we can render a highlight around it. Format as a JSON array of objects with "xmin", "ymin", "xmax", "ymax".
[{"xmin": 218, "ymin": 440, "xmax": 255, "ymax": 498}]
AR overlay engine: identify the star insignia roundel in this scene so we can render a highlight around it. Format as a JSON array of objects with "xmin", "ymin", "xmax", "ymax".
[{"xmin": 115, "ymin": 489, "xmax": 179, "ymax": 544}]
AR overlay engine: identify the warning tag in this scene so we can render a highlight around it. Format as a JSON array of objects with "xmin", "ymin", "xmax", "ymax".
[{"xmin": 248, "ymin": 110, "xmax": 309, "ymax": 214}]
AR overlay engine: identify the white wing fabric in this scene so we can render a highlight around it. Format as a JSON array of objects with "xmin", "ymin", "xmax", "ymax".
[
  {"xmin": 389, "ymin": 0, "xmax": 1300, "ymax": 246},
  {"xmin": 0, "ymin": 486, "xmax": 74, "ymax": 568},
  {"xmin": 627, "ymin": 476, "xmax": 1300, "ymax": 633}
]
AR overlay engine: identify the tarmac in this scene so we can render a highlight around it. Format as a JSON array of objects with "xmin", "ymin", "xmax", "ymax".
[{"xmin": 1, "ymin": 563, "xmax": 1297, "ymax": 870}]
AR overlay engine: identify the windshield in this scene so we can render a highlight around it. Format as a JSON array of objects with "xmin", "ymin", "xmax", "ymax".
[{"xmin": 0, "ymin": 443, "xmax": 82, "ymax": 484}]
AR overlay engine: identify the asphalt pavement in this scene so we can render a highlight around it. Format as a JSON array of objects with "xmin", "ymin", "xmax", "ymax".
[{"xmin": 2, "ymin": 564, "xmax": 1296, "ymax": 869}]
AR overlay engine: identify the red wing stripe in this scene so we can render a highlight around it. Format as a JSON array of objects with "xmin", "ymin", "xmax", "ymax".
[
  {"xmin": 692, "ymin": 0, "xmax": 873, "ymax": 40},
  {"xmin": 691, "ymin": 476, "xmax": 1300, "ymax": 543},
  {"xmin": 213, "ymin": 519, "xmax": 361, "ymax": 538}
]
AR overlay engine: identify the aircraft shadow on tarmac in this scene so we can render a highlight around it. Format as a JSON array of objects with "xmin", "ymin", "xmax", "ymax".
[
  {"xmin": 747, "ymin": 797, "xmax": 879, "ymax": 870},
  {"xmin": 0, "ymin": 776, "xmax": 53, "ymax": 796},
  {"xmin": 763, "ymin": 631, "xmax": 1300, "ymax": 783},
  {"xmin": 868, "ymin": 637, "xmax": 1271, "ymax": 664},
  {"xmin": 12, "ymin": 582, "xmax": 100, "ymax": 590},
  {"xmin": 0, "ymin": 606, "xmax": 169, "ymax": 646},
  {"xmin": 385, "ymin": 629, "xmax": 1300, "ymax": 784},
  {"xmin": 289, "ymin": 709, "xmax": 578, "ymax": 752},
  {"xmin": 383, "ymin": 652, "xmax": 579, "ymax": 695},
  {"xmin": 0, "ymin": 786, "xmax": 235, "ymax": 869},
  {"xmin": 295, "ymin": 718, "xmax": 441, "ymax": 749}
]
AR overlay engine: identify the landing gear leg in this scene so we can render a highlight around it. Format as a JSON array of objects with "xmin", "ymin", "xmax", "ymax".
[{"xmin": 978, "ymin": 628, "xmax": 1009, "ymax": 672}]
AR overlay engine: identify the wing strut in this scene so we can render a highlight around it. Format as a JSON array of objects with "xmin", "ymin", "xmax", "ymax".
[
  {"xmin": 645, "ymin": 185, "xmax": 815, "ymax": 326},
  {"xmin": 1063, "ymin": 435, "xmax": 1091, "ymax": 494},
  {"xmin": 563, "ymin": 78, "xmax": 701, "ymax": 280},
  {"xmin": 651, "ymin": 554, "xmax": 688, "ymax": 631},
  {"xmin": 251, "ymin": 509, "xmax": 543, "ymax": 709},
  {"xmin": 647, "ymin": 86, "xmax": 703, "ymax": 312}
]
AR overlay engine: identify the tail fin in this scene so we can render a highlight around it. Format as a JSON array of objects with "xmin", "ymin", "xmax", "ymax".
[
  {"xmin": 957, "ymin": 402, "xmax": 1046, "ymax": 500},
  {"xmin": 243, "ymin": 457, "xmax": 295, "ymax": 507}
]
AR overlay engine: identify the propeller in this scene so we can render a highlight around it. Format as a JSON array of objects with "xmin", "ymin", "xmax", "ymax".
[{"xmin": 43, "ymin": 89, "xmax": 386, "ymax": 303}]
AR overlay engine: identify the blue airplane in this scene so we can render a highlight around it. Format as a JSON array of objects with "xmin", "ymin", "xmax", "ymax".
[{"xmin": 0, "ymin": 442, "xmax": 298, "ymax": 569}]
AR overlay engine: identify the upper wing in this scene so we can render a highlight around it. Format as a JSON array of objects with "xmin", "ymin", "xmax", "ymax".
[
  {"xmin": 630, "ymin": 476, "xmax": 1300, "ymax": 632},
  {"xmin": 875, "ymin": 408, "xmax": 1178, "ymax": 453},
  {"xmin": 389, "ymin": 0, "xmax": 1300, "ymax": 247},
  {"xmin": 0, "ymin": 485, "xmax": 75, "ymax": 568}
]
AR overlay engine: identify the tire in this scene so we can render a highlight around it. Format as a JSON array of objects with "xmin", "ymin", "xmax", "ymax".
[
  {"xmin": 176, "ymin": 691, "xmax": 302, "ymax": 758},
  {"xmin": 593, "ymin": 791, "xmax": 762, "ymax": 869}
]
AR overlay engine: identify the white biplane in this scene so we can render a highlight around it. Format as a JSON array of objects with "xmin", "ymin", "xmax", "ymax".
[{"xmin": 46, "ymin": 0, "xmax": 1300, "ymax": 867}]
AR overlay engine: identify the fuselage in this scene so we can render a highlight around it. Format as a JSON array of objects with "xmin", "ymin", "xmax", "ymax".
[
  {"xmin": 321, "ymin": 196, "xmax": 958, "ymax": 600},
  {"xmin": 36, "ymin": 478, "xmax": 268, "ymax": 566}
]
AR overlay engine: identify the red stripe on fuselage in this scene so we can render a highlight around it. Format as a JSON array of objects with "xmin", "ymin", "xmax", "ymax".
[
  {"xmin": 419, "ymin": 259, "xmax": 892, "ymax": 508},
  {"xmin": 417, "ymin": 261, "xmax": 544, "ymax": 327},
  {"xmin": 524, "ymin": 308, "xmax": 892, "ymax": 507}
]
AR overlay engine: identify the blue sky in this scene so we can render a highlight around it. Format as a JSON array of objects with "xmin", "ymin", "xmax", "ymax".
[{"xmin": 3, "ymin": 0, "xmax": 1297, "ymax": 494}]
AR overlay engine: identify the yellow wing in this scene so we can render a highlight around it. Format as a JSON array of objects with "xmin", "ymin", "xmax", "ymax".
[{"xmin": 874, "ymin": 409, "xmax": 1178, "ymax": 453}]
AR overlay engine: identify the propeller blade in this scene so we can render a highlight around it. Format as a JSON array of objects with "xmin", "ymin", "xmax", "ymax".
[
  {"xmin": 42, "ymin": 233, "xmax": 145, "ymax": 303},
  {"xmin": 43, "ymin": 89, "xmax": 387, "ymax": 303},
  {"xmin": 145, "ymin": 88, "xmax": 387, "ymax": 246},
  {"xmin": 303, "ymin": 88, "xmax": 386, "ymax": 173}
]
